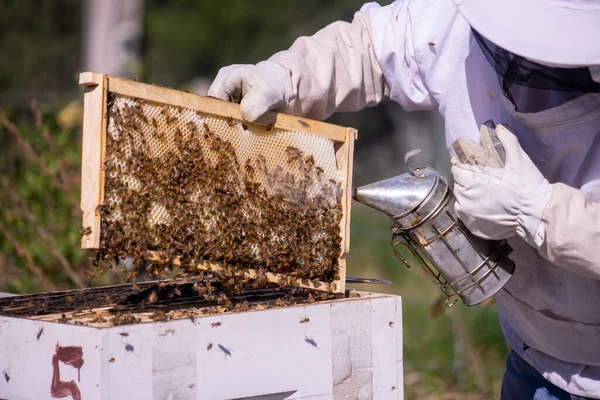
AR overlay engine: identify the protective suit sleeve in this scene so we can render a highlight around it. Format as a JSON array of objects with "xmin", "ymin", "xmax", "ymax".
[
  {"xmin": 539, "ymin": 183, "xmax": 600, "ymax": 280},
  {"xmin": 267, "ymin": 10, "xmax": 390, "ymax": 120}
]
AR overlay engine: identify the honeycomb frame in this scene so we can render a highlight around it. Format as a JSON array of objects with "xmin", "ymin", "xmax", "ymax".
[{"xmin": 79, "ymin": 72, "xmax": 356, "ymax": 294}]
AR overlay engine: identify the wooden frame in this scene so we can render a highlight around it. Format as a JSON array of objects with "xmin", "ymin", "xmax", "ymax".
[{"xmin": 79, "ymin": 72, "xmax": 356, "ymax": 294}]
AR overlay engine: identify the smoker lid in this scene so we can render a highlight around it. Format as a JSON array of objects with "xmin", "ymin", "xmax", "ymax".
[{"xmin": 353, "ymin": 167, "xmax": 439, "ymax": 219}]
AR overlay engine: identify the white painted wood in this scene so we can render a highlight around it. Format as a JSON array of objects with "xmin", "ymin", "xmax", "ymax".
[
  {"xmin": 196, "ymin": 305, "xmax": 332, "ymax": 399},
  {"xmin": 371, "ymin": 296, "xmax": 401, "ymax": 400},
  {"xmin": 330, "ymin": 297, "xmax": 374, "ymax": 399},
  {"xmin": 394, "ymin": 297, "xmax": 404, "ymax": 400},
  {"xmin": 0, "ymin": 318, "xmax": 103, "ymax": 400},
  {"xmin": 0, "ymin": 293, "xmax": 403, "ymax": 400},
  {"xmin": 151, "ymin": 319, "xmax": 197, "ymax": 400},
  {"xmin": 103, "ymin": 323, "xmax": 153, "ymax": 400}
]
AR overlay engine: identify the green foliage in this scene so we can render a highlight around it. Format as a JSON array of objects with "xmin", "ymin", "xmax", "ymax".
[
  {"xmin": 0, "ymin": 106, "xmax": 89, "ymax": 292},
  {"xmin": 145, "ymin": 0, "xmax": 364, "ymax": 86},
  {"xmin": 0, "ymin": 0, "xmax": 81, "ymax": 92}
]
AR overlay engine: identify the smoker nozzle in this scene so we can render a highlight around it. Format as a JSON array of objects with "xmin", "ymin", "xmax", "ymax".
[{"xmin": 351, "ymin": 188, "xmax": 357, "ymax": 200}]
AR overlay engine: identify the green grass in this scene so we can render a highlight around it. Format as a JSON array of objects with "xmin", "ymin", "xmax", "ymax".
[{"xmin": 347, "ymin": 204, "xmax": 509, "ymax": 398}]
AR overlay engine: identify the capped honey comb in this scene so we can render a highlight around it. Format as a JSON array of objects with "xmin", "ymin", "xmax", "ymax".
[{"xmin": 79, "ymin": 72, "xmax": 356, "ymax": 293}]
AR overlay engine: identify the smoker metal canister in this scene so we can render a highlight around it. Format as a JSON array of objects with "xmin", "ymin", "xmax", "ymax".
[{"xmin": 354, "ymin": 159, "xmax": 515, "ymax": 307}]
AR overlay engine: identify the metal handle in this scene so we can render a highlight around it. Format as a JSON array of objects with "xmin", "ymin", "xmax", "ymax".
[{"xmin": 390, "ymin": 225, "xmax": 459, "ymax": 307}]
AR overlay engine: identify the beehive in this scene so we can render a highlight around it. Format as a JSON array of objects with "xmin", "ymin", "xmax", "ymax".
[{"xmin": 79, "ymin": 72, "xmax": 356, "ymax": 294}]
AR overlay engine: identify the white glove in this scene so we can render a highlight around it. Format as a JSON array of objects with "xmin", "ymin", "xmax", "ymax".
[
  {"xmin": 451, "ymin": 125, "xmax": 553, "ymax": 248},
  {"xmin": 207, "ymin": 61, "xmax": 290, "ymax": 122}
]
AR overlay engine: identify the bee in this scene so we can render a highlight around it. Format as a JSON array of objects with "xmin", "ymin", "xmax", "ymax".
[
  {"xmin": 428, "ymin": 41, "xmax": 435, "ymax": 47},
  {"xmin": 207, "ymin": 343, "xmax": 213, "ymax": 350},
  {"xmin": 127, "ymin": 271, "xmax": 139, "ymax": 281},
  {"xmin": 119, "ymin": 332, "xmax": 129, "ymax": 337},
  {"xmin": 66, "ymin": 295, "xmax": 74, "ymax": 303},
  {"xmin": 176, "ymin": 105, "xmax": 183, "ymax": 113},
  {"xmin": 58, "ymin": 313, "xmax": 70, "ymax": 323},
  {"xmin": 85, "ymin": 270, "xmax": 95, "ymax": 278},
  {"xmin": 275, "ymin": 298, "xmax": 286, "ymax": 307},
  {"xmin": 226, "ymin": 116, "xmax": 236, "ymax": 127},
  {"xmin": 109, "ymin": 358, "xmax": 115, "ymax": 363},
  {"xmin": 211, "ymin": 322, "xmax": 221, "ymax": 328},
  {"xmin": 147, "ymin": 291, "xmax": 158, "ymax": 304},
  {"xmin": 299, "ymin": 316, "xmax": 310, "ymax": 324},
  {"xmin": 3, "ymin": 369, "xmax": 10, "ymax": 382}
]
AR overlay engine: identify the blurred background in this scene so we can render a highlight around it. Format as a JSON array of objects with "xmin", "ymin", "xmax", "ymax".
[{"xmin": 0, "ymin": 0, "xmax": 507, "ymax": 398}]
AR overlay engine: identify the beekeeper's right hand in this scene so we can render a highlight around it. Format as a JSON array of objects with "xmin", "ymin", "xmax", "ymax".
[
  {"xmin": 207, "ymin": 11, "xmax": 389, "ymax": 122},
  {"xmin": 208, "ymin": 62, "xmax": 290, "ymax": 122}
]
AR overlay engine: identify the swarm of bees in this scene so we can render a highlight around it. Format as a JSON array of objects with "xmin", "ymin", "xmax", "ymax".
[{"xmin": 89, "ymin": 94, "xmax": 344, "ymax": 309}]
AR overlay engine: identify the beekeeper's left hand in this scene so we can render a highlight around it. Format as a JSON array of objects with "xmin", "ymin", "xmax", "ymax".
[{"xmin": 451, "ymin": 125, "xmax": 553, "ymax": 248}]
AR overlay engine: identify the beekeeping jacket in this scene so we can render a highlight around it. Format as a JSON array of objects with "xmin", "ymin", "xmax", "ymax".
[{"xmin": 262, "ymin": 0, "xmax": 600, "ymax": 397}]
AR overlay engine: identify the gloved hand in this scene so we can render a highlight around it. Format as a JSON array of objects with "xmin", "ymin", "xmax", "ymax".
[
  {"xmin": 207, "ymin": 61, "xmax": 290, "ymax": 122},
  {"xmin": 451, "ymin": 124, "xmax": 553, "ymax": 248}
]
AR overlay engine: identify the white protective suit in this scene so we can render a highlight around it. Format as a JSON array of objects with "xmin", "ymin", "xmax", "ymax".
[{"xmin": 210, "ymin": 0, "xmax": 600, "ymax": 397}]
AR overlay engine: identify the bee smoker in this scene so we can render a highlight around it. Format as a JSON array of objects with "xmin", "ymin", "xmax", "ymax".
[{"xmin": 353, "ymin": 122, "xmax": 515, "ymax": 307}]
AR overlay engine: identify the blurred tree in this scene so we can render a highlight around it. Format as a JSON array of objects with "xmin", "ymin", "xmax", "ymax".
[{"xmin": 0, "ymin": 0, "xmax": 81, "ymax": 102}]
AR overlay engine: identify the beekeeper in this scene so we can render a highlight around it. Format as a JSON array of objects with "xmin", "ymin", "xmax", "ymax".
[{"xmin": 208, "ymin": 0, "xmax": 600, "ymax": 398}]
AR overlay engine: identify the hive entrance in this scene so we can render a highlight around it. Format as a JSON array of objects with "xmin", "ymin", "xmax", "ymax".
[{"xmin": 80, "ymin": 73, "xmax": 355, "ymax": 293}]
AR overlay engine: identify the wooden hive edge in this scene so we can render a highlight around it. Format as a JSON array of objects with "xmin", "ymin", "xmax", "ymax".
[
  {"xmin": 80, "ymin": 72, "xmax": 108, "ymax": 249},
  {"xmin": 100, "ymin": 73, "xmax": 348, "ymax": 143},
  {"xmin": 145, "ymin": 251, "xmax": 344, "ymax": 294}
]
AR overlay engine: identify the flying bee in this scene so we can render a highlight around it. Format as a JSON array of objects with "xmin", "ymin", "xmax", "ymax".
[
  {"xmin": 211, "ymin": 322, "xmax": 221, "ymax": 328},
  {"xmin": 206, "ymin": 343, "xmax": 213, "ymax": 350},
  {"xmin": 299, "ymin": 316, "xmax": 310, "ymax": 324}
]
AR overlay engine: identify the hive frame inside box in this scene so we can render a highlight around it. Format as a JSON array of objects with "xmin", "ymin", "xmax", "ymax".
[{"xmin": 79, "ymin": 72, "xmax": 357, "ymax": 294}]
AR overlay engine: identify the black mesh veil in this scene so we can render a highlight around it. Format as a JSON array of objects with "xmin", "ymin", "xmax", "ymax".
[{"xmin": 472, "ymin": 29, "xmax": 600, "ymax": 109}]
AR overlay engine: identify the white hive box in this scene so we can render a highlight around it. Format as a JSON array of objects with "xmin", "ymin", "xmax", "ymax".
[{"xmin": 0, "ymin": 292, "xmax": 403, "ymax": 400}]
